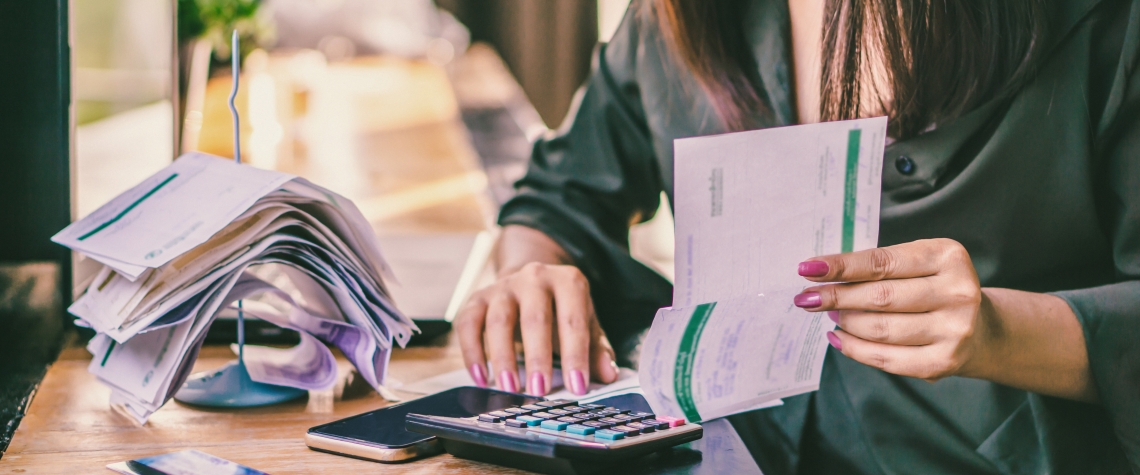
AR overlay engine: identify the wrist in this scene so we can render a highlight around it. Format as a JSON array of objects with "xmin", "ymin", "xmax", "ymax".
[
  {"xmin": 495, "ymin": 225, "xmax": 573, "ymax": 278},
  {"xmin": 958, "ymin": 288, "xmax": 1007, "ymax": 381}
]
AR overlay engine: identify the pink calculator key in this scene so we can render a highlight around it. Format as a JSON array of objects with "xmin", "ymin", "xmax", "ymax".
[{"xmin": 656, "ymin": 416, "xmax": 685, "ymax": 428}]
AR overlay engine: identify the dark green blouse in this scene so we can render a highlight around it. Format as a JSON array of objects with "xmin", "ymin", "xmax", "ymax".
[{"xmin": 497, "ymin": 0, "xmax": 1140, "ymax": 472}]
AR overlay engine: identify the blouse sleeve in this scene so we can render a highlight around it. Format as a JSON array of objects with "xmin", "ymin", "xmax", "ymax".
[
  {"xmin": 496, "ymin": 6, "xmax": 673, "ymax": 350},
  {"xmin": 1054, "ymin": 5, "xmax": 1140, "ymax": 468}
]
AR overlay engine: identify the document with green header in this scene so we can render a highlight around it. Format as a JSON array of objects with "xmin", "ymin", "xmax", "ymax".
[{"xmin": 640, "ymin": 117, "xmax": 887, "ymax": 422}]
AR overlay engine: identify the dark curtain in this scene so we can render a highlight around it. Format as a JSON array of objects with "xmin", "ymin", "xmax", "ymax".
[{"xmin": 440, "ymin": 0, "xmax": 599, "ymax": 128}]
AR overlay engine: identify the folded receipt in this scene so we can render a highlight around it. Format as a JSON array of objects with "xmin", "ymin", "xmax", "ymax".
[{"xmin": 640, "ymin": 117, "xmax": 887, "ymax": 422}]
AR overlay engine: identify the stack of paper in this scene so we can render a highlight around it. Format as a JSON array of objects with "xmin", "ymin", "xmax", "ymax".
[
  {"xmin": 640, "ymin": 117, "xmax": 887, "ymax": 423},
  {"xmin": 52, "ymin": 153, "xmax": 416, "ymax": 423}
]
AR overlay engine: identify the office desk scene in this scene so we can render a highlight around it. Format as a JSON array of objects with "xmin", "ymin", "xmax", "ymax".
[{"xmin": 2, "ymin": 1, "xmax": 1138, "ymax": 474}]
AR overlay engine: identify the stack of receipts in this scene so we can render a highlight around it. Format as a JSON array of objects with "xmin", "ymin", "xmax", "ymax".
[
  {"xmin": 640, "ymin": 117, "xmax": 888, "ymax": 423},
  {"xmin": 52, "ymin": 153, "xmax": 416, "ymax": 423}
]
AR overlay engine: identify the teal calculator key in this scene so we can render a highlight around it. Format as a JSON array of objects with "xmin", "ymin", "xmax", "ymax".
[
  {"xmin": 515, "ymin": 415, "xmax": 542, "ymax": 426},
  {"xmin": 540, "ymin": 420, "xmax": 570, "ymax": 431},
  {"xmin": 566, "ymin": 424, "xmax": 595, "ymax": 435},
  {"xmin": 593, "ymin": 429, "xmax": 624, "ymax": 440}
]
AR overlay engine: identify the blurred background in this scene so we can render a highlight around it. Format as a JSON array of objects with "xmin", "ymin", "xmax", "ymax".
[{"xmin": 0, "ymin": 0, "xmax": 682, "ymax": 452}]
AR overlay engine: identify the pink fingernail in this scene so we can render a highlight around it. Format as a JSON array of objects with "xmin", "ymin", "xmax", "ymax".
[
  {"xmin": 827, "ymin": 331, "xmax": 843, "ymax": 351},
  {"xmin": 470, "ymin": 364, "xmax": 487, "ymax": 388},
  {"xmin": 529, "ymin": 372, "xmax": 546, "ymax": 396},
  {"xmin": 794, "ymin": 292, "xmax": 822, "ymax": 308},
  {"xmin": 798, "ymin": 261, "xmax": 829, "ymax": 277},
  {"xmin": 569, "ymin": 370, "xmax": 587, "ymax": 396},
  {"xmin": 499, "ymin": 370, "xmax": 519, "ymax": 393},
  {"xmin": 827, "ymin": 311, "xmax": 840, "ymax": 324}
]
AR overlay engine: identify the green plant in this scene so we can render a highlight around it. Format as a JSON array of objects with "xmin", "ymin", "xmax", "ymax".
[{"xmin": 177, "ymin": 0, "xmax": 272, "ymax": 58}]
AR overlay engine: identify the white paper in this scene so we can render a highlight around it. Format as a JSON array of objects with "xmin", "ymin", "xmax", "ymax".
[
  {"xmin": 55, "ymin": 152, "xmax": 416, "ymax": 424},
  {"xmin": 672, "ymin": 117, "xmax": 886, "ymax": 307},
  {"xmin": 52, "ymin": 153, "xmax": 294, "ymax": 271},
  {"xmin": 641, "ymin": 118, "xmax": 887, "ymax": 422}
]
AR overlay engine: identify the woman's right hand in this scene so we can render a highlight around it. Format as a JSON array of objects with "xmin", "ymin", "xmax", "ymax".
[{"xmin": 456, "ymin": 256, "xmax": 619, "ymax": 397}]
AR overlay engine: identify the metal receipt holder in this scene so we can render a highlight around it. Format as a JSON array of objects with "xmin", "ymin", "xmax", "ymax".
[{"xmin": 173, "ymin": 31, "xmax": 306, "ymax": 408}]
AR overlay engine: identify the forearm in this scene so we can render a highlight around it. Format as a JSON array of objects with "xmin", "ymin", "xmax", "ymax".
[
  {"xmin": 495, "ymin": 225, "xmax": 575, "ymax": 276},
  {"xmin": 967, "ymin": 288, "xmax": 1099, "ymax": 403}
]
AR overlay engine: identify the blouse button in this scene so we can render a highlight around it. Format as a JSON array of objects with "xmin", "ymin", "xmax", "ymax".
[{"xmin": 895, "ymin": 155, "xmax": 916, "ymax": 175}]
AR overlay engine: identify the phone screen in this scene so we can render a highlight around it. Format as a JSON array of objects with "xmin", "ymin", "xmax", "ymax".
[{"xmin": 308, "ymin": 387, "xmax": 543, "ymax": 448}]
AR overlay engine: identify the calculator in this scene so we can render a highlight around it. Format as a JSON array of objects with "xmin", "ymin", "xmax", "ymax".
[{"xmin": 405, "ymin": 398, "xmax": 703, "ymax": 475}]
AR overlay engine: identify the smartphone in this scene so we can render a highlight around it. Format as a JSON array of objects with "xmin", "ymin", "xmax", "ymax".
[{"xmin": 305, "ymin": 386, "xmax": 543, "ymax": 463}]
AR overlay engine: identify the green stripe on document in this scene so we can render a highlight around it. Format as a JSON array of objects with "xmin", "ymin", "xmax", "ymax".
[
  {"xmin": 673, "ymin": 302, "xmax": 716, "ymax": 423},
  {"xmin": 78, "ymin": 173, "xmax": 179, "ymax": 241},
  {"xmin": 842, "ymin": 130, "xmax": 861, "ymax": 253}
]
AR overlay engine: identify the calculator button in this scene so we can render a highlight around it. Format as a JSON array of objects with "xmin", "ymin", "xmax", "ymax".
[
  {"xmin": 605, "ymin": 407, "xmax": 631, "ymax": 414},
  {"xmin": 579, "ymin": 404, "xmax": 606, "ymax": 410},
  {"xmin": 514, "ymin": 415, "xmax": 543, "ymax": 426},
  {"xmin": 626, "ymin": 422, "xmax": 655, "ymax": 433},
  {"xmin": 574, "ymin": 413, "xmax": 602, "ymax": 421},
  {"xmin": 487, "ymin": 411, "xmax": 513, "ymax": 419},
  {"xmin": 547, "ymin": 409, "xmax": 571, "ymax": 416},
  {"xmin": 540, "ymin": 420, "xmax": 570, "ymax": 431},
  {"xmin": 656, "ymin": 416, "xmax": 686, "ymax": 427},
  {"xmin": 610, "ymin": 425, "xmax": 641, "ymax": 436},
  {"xmin": 597, "ymin": 417, "xmax": 623, "ymax": 426},
  {"xmin": 640, "ymin": 419, "xmax": 669, "ymax": 430},
  {"xmin": 530, "ymin": 412, "xmax": 558, "ymax": 420},
  {"xmin": 593, "ymin": 429, "xmax": 625, "ymax": 440},
  {"xmin": 477, "ymin": 414, "xmax": 504, "ymax": 423},
  {"xmin": 581, "ymin": 421, "xmax": 608, "ymax": 429},
  {"xmin": 521, "ymin": 404, "xmax": 546, "ymax": 411},
  {"xmin": 566, "ymin": 424, "xmax": 596, "ymax": 435},
  {"xmin": 537, "ymin": 400, "xmax": 575, "ymax": 409},
  {"xmin": 556, "ymin": 416, "xmax": 584, "ymax": 424},
  {"xmin": 504, "ymin": 419, "xmax": 530, "ymax": 428},
  {"xmin": 612, "ymin": 414, "xmax": 636, "ymax": 422},
  {"xmin": 504, "ymin": 407, "xmax": 532, "ymax": 415},
  {"xmin": 630, "ymin": 412, "xmax": 655, "ymax": 421},
  {"xmin": 561, "ymin": 406, "xmax": 585, "ymax": 414}
]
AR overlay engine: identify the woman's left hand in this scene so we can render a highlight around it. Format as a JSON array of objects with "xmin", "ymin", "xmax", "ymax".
[{"xmin": 795, "ymin": 238, "xmax": 995, "ymax": 381}]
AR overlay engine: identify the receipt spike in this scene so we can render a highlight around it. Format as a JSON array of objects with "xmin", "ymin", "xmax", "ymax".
[
  {"xmin": 173, "ymin": 30, "xmax": 305, "ymax": 408},
  {"xmin": 229, "ymin": 29, "xmax": 245, "ymax": 364}
]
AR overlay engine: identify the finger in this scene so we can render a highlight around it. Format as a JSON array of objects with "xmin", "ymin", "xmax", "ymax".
[
  {"xmin": 456, "ymin": 295, "xmax": 490, "ymax": 388},
  {"xmin": 797, "ymin": 277, "xmax": 952, "ymax": 313},
  {"xmin": 516, "ymin": 285, "xmax": 554, "ymax": 396},
  {"xmin": 799, "ymin": 239, "xmax": 964, "ymax": 283},
  {"xmin": 484, "ymin": 293, "xmax": 521, "ymax": 393},
  {"xmin": 590, "ymin": 318, "xmax": 620, "ymax": 384},
  {"xmin": 549, "ymin": 268, "xmax": 593, "ymax": 395},
  {"xmin": 830, "ymin": 329, "xmax": 958, "ymax": 380},
  {"xmin": 832, "ymin": 310, "xmax": 936, "ymax": 345}
]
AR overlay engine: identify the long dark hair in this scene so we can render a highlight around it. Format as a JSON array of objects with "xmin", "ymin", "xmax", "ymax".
[{"xmin": 652, "ymin": 0, "xmax": 1048, "ymax": 139}]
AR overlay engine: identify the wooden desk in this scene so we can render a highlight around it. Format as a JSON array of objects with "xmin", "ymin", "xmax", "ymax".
[{"xmin": 1, "ymin": 46, "xmax": 533, "ymax": 474}]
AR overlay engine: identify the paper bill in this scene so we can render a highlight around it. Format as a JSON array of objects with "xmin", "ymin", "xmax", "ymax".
[
  {"xmin": 672, "ymin": 117, "xmax": 887, "ymax": 307},
  {"xmin": 641, "ymin": 117, "xmax": 887, "ymax": 421},
  {"xmin": 641, "ymin": 289, "xmax": 827, "ymax": 422},
  {"xmin": 53, "ymin": 153, "xmax": 294, "ymax": 272}
]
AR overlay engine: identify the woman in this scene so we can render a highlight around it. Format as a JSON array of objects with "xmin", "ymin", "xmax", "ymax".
[{"xmin": 457, "ymin": 0, "xmax": 1140, "ymax": 472}]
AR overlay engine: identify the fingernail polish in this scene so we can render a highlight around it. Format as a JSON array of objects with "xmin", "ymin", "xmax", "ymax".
[
  {"xmin": 470, "ymin": 364, "xmax": 487, "ymax": 388},
  {"xmin": 569, "ymin": 370, "xmax": 587, "ymax": 396},
  {"xmin": 827, "ymin": 331, "xmax": 843, "ymax": 351},
  {"xmin": 499, "ymin": 370, "xmax": 519, "ymax": 393},
  {"xmin": 827, "ymin": 311, "xmax": 840, "ymax": 324},
  {"xmin": 529, "ymin": 372, "xmax": 546, "ymax": 396},
  {"xmin": 794, "ymin": 292, "xmax": 822, "ymax": 308},
  {"xmin": 798, "ymin": 261, "xmax": 829, "ymax": 277}
]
